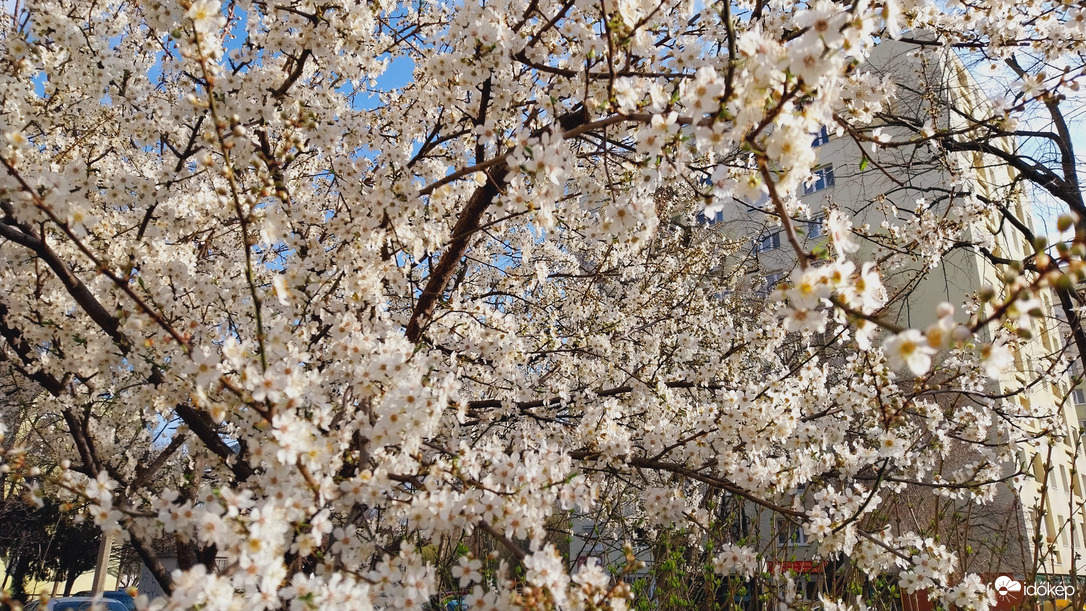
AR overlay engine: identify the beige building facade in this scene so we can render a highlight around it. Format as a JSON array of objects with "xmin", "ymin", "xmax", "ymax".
[{"xmin": 706, "ymin": 39, "xmax": 1086, "ymax": 591}]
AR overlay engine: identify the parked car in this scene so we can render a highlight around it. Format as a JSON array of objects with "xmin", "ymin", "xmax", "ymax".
[
  {"xmin": 72, "ymin": 590, "xmax": 136, "ymax": 611},
  {"xmin": 23, "ymin": 597, "xmax": 128, "ymax": 611}
]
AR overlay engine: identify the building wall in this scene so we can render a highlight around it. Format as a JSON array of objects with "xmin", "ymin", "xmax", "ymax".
[{"xmin": 712, "ymin": 39, "xmax": 1086, "ymax": 578}]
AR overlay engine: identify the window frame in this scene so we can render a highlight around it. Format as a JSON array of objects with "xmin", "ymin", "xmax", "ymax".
[
  {"xmin": 755, "ymin": 231, "xmax": 781, "ymax": 253},
  {"xmin": 776, "ymin": 517, "xmax": 808, "ymax": 546},
  {"xmin": 757, "ymin": 271, "xmax": 786, "ymax": 298},
  {"xmin": 803, "ymin": 165, "xmax": 835, "ymax": 195},
  {"xmin": 696, "ymin": 209, "xmax": 724, "ymax": 225}
]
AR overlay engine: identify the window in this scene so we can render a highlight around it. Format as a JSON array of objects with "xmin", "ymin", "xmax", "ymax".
[
  {"xmin": 755, "ymin": 232, "xmax": 781, "ymax": 253},
  {"xmin": 696, "ymin": 209, "xmax": 724, "ymax": 225},
  {"xmin": 1074, "ymin": 389, "xmax": 1085, "ymax": 405},
  {"xmin": 807, "ymin": 215, "xmax": 825, "ymax": 238},
  {"xmin": 757, "ymin": 271, "xmax": 786, "ymax": 298},
  {"xmin": 803, "ymin": 166, "xmax": 835, "ymax": 194},
  {"xmin": 776, "ymin": 518, "xmax": 808, "ymax": 546},
  {"xmin": 812, "ymin": 126, "xmax": 830, "ymax": 147}
]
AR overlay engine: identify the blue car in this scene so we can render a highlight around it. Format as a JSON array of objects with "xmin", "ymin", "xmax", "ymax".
[
  {"xmin": 24, "ymin": 597, "xmax": 128, "ymax": 611},
  {"xmin": 72, "ymin": 591, "xmax": 137, "ymax": 611}
]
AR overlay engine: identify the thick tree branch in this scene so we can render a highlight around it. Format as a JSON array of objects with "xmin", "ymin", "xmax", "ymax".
[
  {"xmin": 569, "ymin": 451, "xmax": 804, "ymax": 517},
  {"xmin": 938, "ymin": 137, "xmax": 1082, "ymax": 217},
  {"xmin": 174, "ymin": 402, "xmax": 254, "ymax": 481},
  {"xmin": 0, "ymin": 218, "xmax": 130, "ymax": 353},
  {"xmin": 129, "ymin": 431, "xmax": 189, "ymax": 491},
  {"xmin": 271, "ymin": 49, "xmax": 313, "ymax": 100},
  {"xmin": 406, "ymin": 164, "xmax": 509, "ymax": 343}
]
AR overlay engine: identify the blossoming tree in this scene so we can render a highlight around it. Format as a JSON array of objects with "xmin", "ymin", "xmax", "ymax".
[{"xmin": 0, "ymin": 0, "xmax": 1084, "ymax": 608}]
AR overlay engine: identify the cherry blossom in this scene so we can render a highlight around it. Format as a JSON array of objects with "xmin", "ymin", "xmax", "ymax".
[
  {"xmin": 884, "ymin": 329, "xmax": 939, "ymax": 376},
  {"xmin": 0, "ymin": 0, "xmax": 1082, "ymax": 607}
]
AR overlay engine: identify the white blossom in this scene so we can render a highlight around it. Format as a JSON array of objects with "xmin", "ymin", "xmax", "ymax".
[{"xmin": 885, "ymin": 329, "xmax": 938, "ymax": 376}]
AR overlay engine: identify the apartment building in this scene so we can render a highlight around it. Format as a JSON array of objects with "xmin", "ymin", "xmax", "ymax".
[
  {"xmin": 1055, "ymin": 284, "xmax": 1086, "ymax": 443},
  {"xmin": 702, "ymin": 39, "xmax": 1086, "ymax": 606}
]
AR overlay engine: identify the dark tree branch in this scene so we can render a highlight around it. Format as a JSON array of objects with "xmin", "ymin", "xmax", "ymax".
[
  {"xmin": 405, "ymin": 163, "xmax": 509, "ymax": 343},
  {"xmin": 271, "ymin": 49, "xmax": 313, "ymax": 100}
]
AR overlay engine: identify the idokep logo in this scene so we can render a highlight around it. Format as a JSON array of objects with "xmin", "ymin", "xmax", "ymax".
[
  {"xmin": 994, "ymin": 575, "xmax": 1076, "ymax": 598},
  {"xmin": 995, "ymin": 576, "xmax": 1022, "ymax": 597}
]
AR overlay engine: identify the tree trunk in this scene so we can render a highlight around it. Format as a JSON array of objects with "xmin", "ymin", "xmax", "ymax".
[
  {"xmin": 175, "ymin": 536, "xmax": 196, "ymax": 571},
  {"xmin": 1, "ymin": 549, "xmax": 13, "ymax": 590},
  {"xmin": 10, "ymin": 547, "xmax": 30, "ymax": 602},
  {"xmin": 64, "ymin": 567, "xmax": 79, "ymax": 595}
]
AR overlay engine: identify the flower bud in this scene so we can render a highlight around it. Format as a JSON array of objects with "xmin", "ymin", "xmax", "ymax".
[
  {"xmin": 936, "ymin": 302, "xmax": 954, "ymax": 319},
  {"xmin": 952, "ymin": 325, "xmax": 972, "ymax": 342}
]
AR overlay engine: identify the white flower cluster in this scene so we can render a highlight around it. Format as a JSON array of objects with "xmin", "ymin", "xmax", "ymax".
[
  {"xmin": 639, "ymin": 486, "xmax": 690, "ymax": 528},
  {"xmin": 712, "ymin": 544, "xmax": 759, "ymax": 578},
  {"xmin": 943, "ymin": 574, "xmax": 996, "ymax": 611},
  {"xmin": 897, "ymin": 538, "xmax": 959, "ymax": 593}
]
